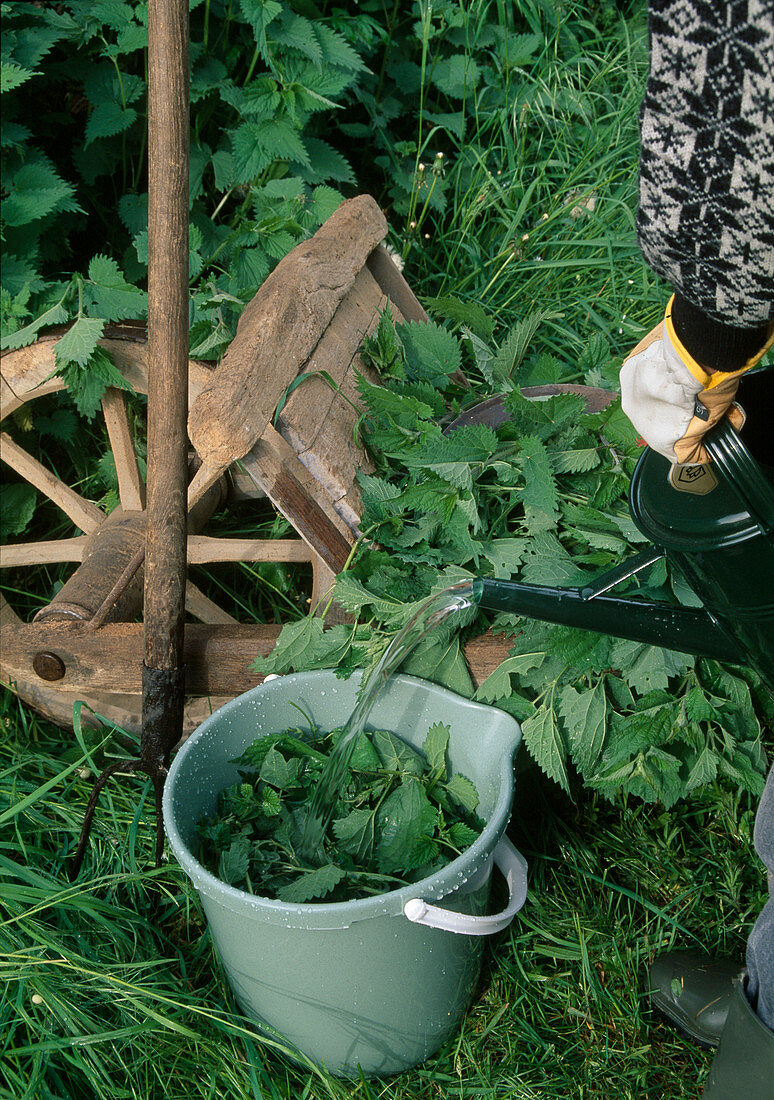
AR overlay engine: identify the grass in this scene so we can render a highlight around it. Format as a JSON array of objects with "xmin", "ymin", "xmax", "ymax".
[
  {"xmin": 2, "ymin": 2, "xmax": 771, "ymax": 1097},
  {"xmin": 1, "ymin": 690, "xmax": 766, "ymax": 1099}
]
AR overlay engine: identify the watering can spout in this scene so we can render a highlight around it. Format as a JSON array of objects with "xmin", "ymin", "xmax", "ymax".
[{"xmin": 473, "ymin": 548, "xmax": 747, "ymax": 664}]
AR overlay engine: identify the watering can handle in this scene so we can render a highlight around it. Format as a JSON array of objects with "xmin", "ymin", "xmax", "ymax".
[
  {"xmin": 704, "ymin": 418, "xmax": 774, "ymax": 533},
  {"xmin": 403, "ymin": 836, "xmax": 527, "ymax": 936}
]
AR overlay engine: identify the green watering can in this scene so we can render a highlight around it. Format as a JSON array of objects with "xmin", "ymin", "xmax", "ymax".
[{"xmin": 474, "ymin": 368, "xmax": 774, "ymax": 692}]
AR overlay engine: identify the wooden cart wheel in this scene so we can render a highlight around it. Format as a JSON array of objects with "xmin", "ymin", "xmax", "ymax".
[{"xmin": 1, "ymin": 326, "xmax": 336, "ymax": 735}]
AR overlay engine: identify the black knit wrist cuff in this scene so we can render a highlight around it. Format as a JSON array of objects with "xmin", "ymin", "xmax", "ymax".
[{"xmin": 671, "ymin": 294, "xmax": 771, "ymax": 372}]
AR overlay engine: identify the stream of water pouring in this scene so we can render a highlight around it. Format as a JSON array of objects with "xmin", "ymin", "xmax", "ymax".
[{"xmin": 300, "ymin": 580, "xmax": 479, "ymax": 863}]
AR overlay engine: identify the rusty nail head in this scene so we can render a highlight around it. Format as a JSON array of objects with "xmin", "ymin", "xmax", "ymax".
[{"xmin": 33, "ymin": 652, "xmax": 66, "ymax": 681}]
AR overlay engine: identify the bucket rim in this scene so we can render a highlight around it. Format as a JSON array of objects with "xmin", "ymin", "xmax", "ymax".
[{"xmin": 162, "ymin": 670, "xmax": 521, "ymax": 929}]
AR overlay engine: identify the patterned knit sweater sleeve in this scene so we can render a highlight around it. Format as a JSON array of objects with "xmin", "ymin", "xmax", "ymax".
[{"xmin": 637, "ymin": 0, "xmax": 774, "ymax": 328}]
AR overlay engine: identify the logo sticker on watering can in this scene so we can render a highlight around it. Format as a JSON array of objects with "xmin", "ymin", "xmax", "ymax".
[{"xmin": 669, "ymin": 463, "xmax": 718, "ymax": 495}]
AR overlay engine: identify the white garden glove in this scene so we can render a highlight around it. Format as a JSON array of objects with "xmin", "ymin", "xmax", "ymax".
[{"xmin": 620, "ymin": 297, "xmax": 772, "ymax": 465}]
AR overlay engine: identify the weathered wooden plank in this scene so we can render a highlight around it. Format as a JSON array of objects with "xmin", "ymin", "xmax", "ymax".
[
  {"xmin": 1, "ymin": 620, "xmax": 281, "ymax": 695},
  {"xmin": 463, "ymin": 631, "xmax": 514, "ymax": 688},
  {"xmin": 276, "ymin": 264, "xmax": 384, "ymax": 453},
  {"xmin": 276, "ymin": 270, "xmax": 392, "ymax": 515},
  {"xmin": 188, "ymin": 195, "xmax": 388, "ymax": 471},
  {"xmin": 240, "ymin": 426, "xmax": 356, "ymax": 572},
  {"xmin": 1, "ymin": 617, "xmax": 514, "ymax": 700}
]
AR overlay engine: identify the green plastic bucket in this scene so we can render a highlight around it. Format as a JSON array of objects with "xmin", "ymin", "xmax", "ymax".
[{"xmin": 162, "ymin": 670, "xmax": 526, "ymax": 1077}]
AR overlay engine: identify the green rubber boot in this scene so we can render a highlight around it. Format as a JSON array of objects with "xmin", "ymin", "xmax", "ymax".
[
  {"xmin": 703, "ymin": 976, "xmax": 774, "ymax": 1099},
  {"xmin": 648, "ymin": 952, "xmax": 741, "ymax": 1048}
]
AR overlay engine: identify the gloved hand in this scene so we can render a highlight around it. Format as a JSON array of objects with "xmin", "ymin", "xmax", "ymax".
[{"xmin": 619, "ymin": 297, "xmax": 772, "ymax": 465}]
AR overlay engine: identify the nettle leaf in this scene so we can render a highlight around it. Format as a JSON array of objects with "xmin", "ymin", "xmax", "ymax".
[
  {"xmin": 85, "ymin": 255, "xmax": 147, "ymax": 321},
  {"xmin": 376, "ymin": 778, "xmax": 438, "ymax": 873},
  {"xmin": 683, "ymin": 685, "xmax": 721, "ymax": 724},
  {"xmin": 592, "ymin": 747, "xmax": 684, "ymax": 808},
  {"xmin": 522, "ymin": 688, "xmax": 570, "ymax": 792},
  {"xmin": 519, "ymin": 532, "xmax": 588, "ymax": 586},
  {"xmin": 550, "ymin": 448, "xmax": 601, "ymax": 474},
  {"xmin": 399, "ymin": 320, "xmax": 461, "ymax": 388},
  {"xmin": 357, "ymin": 473, "xmax": 403, "ymax": 519},
  {"xmin": 684, "ymin": 746, "xmax": 719, "ymax": 793},
  {"xmin": 273, "ymin": 11, "xmax": 323, "ymax": 66},
  {"xmin": 36, "ymin": 408, "xmax": 79, "ymax": 443},
  {"xmin": 315, "ymin": 23, "xmax": 368, "ymax": 73},
  {"xmin": 54, "ymin": 317, "xmax": 105, "ymax": 368},
  {"xmin": 235, "ymin": 76, "xmax": 282, "ymax": 119},
  {"xmin": 425, "ymin": 296, "xmax": 494, "ymax": 341},
  {"xmin": 487, "ymin": 311, "xmax": 554, "ymax": 387},
  {"xmin": 1, "ymin": 60, "xmax": 37, "ymax": 94},
  {"xmin": 1, "ymin": 299, "xmax": 69, "ymax": 352},
  {"xmin": 332, "ymin": 807, "xmax": 376, "ymax": 857},
  {"xmin": 252, "ymin": 616, "xmax": 354, "ymax": 674},
  {"xmin": 331, "ymin": 728, "xmax": 381, "ymax": 772},
  {"xmin": 481, "ymin": 538, "xmax": 525, "ymax": 578},
  {"xmin": 601, "ymin": 704, "xmax": 673, "ymax": 767},
  {"xmin": 85, "ymin": 100, "xmax": 137, "ymax": 145},
  {"xmin": 278, "ymin": 863, "xmax": 346, "ymax": 903},
  {"xmin": 333, "ymin": 574, "xmax": 411, "ymax": 626},
  {"xmin": 496, "ymin": 31, "xmax": 543, "ymax": 66},
  {"xmin": 448, "ymin": 821, "xmax": 480, "ymax": 850},
  {"xmin": 240, "ymin": 0, "xmax": 283, "ymax": 44},
  {"xmin": 372, "ymin": 729, "xmax": 425, "ymax": 776},
  {"xmin": 431, "ymin": 54, "xmax": 480, "ymax": 99},
  {"xmin": 300, "ymin": 137, "xmax": 355, "ymax": 184},
  {"xmin": 260, "ymin": 747, "xmax": 302, "ymax": 790},
  {"xmin": 404, "ymin": 636, "xmax": 473, "ymax": 697},
  {"xmin": 2, "ymin": 158, "xmax": 79, "ymax": 227},
  {"xmin": 559, "ymin": 681, "xmax": 607, "ymax": 775},
  {"xmin": 444, "ymin": 773, "xmax": 480, "ymax": 814},
  {"xmin": 610, "ymin": 640, "xmax": 693, "ymax": 696},
  {"xmin": 56, "ymin": 343, "xmax": 135, "ymax": 420},
  {"xmin": 474, "ymin": 653, "xmax": 545, "ymax": 704},
  {"xmin": 252, "ymin": 118, "xmax": 310, "ymax": 166},
  {"xmin": 231, "ymin": 122, "xmax": 270, "ymax": 181},
  {"xmin": 218, "ymin": 834, "xmax": 250, "ymax": 885},
  {"xmin": 519, "ymin": 435, "xmax": 559, "ymax": 526},
  {"xmin": 422, "ymin": 722, "xmax": 450, "ymax": 775},
  {"xmin": 0, "ymin": 483, "xmax": 37, "ymax": 539},
  {"xmin": 308, "ymin": 185, "xmax": 344, "ymax": 224},
  {"xmin": 118, "ymin": 192, "xmax": 147, "ymax": 234}
]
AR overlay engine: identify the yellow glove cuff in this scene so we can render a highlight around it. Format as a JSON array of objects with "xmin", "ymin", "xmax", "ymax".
[{"xmin": 663, "ymin": 295, "xmax": 774, "ymax": 390}]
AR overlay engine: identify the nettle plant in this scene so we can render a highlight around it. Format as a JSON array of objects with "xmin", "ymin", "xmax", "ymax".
[{"xmin": 0, "ymin": 0, "xmax": 374, "ymax": 410}]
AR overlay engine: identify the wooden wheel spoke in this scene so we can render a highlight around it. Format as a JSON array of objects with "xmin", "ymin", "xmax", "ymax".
[
  {"xmin": 101, "ymin": 388, "xmax": 145, "ymax": 511},
  {"xmin": 0, "ymin": 431, "xmax": 104, "ymax": 533},
  {"xmin": 187, "ymin": 535, "xmax": 313, "ymax": 565},
  {"xmin": 185, "ymin": 581, "xmax": 239, "ymax": 625},
  {"xmin": 0, "ymin": 536, "xmax": 87, "ymax": 568}
]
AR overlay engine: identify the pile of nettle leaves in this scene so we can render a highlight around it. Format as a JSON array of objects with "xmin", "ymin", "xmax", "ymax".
[
  {"xmin": 255, "ymin": 309, "xmax": 772, "ymax": 808},
  {"xmin": 197, "ymin": 721, "xmax": 482, "ymax": 902}
]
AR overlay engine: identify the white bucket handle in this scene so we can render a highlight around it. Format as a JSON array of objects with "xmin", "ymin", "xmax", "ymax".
[{"xmin": 402, "ymin": 836, "xmax": 528, "ymax": 936}]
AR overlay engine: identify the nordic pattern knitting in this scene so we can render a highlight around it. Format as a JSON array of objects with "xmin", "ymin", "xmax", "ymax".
[{"xmin": 637, "ymin": 0, "xmax": 774, "ymax": 326}]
